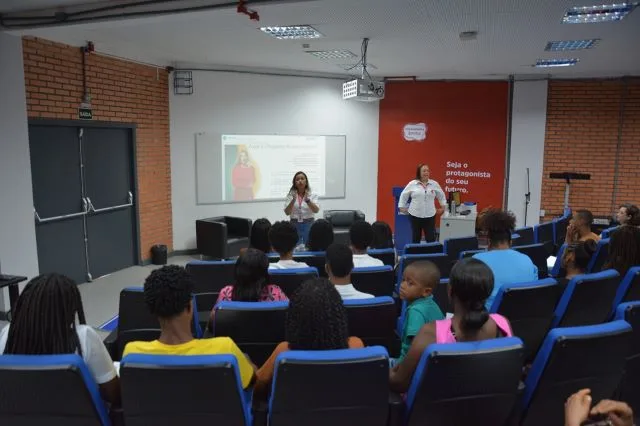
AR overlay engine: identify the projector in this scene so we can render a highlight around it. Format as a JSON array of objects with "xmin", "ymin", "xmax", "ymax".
[{"xmin": 342, "ymin": 78, "xmax": 385, "ymax": 102}]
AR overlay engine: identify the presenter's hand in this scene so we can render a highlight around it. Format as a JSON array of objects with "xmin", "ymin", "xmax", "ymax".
[
  {"xmin": 399, "ymin": 207, "xmax": 409, "ymax": 214},
  {"xmin": 436, "ymin": 208, "xmax": 445, "ymax": 215}
]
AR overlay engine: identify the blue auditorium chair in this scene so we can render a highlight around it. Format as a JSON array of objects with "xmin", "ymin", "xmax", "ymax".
[
  {"xmin": 551, "ymin": 270, "xmax": 620, "ymax": 328},
  {"xmin": 615, "ymin": 302, "xmax": 640, "ymax": 416},
  {"xmin": 432, "ymin": 278, "xmax": 452, "ymax": 315},
  {"xmin": 352, "ymin": 265, "xmax": 395, "ymax": 297},
  {"xmin": 0, "ymin": 354, "xmax": 110, "ymax": 426},
  {"xmin": 443, "ymin": 236, "xmax": 479, "ymax": 263},
  {"xmin": 533, "ymin": 221, "xmax": 555, "ymax": 255},
  {"xmin": 268, "ymin": 347, "xmax": 390, "ymax": 426},
  {"xmin": 490, "ymin": 278, "xmax": 560, "ymax": 362},
  {"xmin": 404, "ymin": 338, "xmax": 524, "ymax": 426},
  {"xmin": 600, "ymin": 225, "xmax": 619, "ymax": 239},
  {"xmin": 268, "ymin": 267, "xmax": 319, "ymax": 298},
  {"xmin": 292, "ymin": 251, "xmax": 327, "ymax": 277},
  {"xmin": 458, "ymin": 249, "xmax": 485, "ymax": 259},
  {"xmin": 520, "ymin": 321, "xmax": 632, "ymax": 426},
  {"xmin": 120, "ymin": 354, "xmax": 252, "ymax": 426},
  {"xmin": 513, "ymin": 226, "xmax": 535, "ymax": 246},
  {"xmin": 367, "ymin": 248, "xmax": 396, "ymax": 267},
  {"xmin": 512, "ymin": 243, "xmax": 549, "ymax": 278},
  {"xmin": 398, "ymin": 253, "xmax": 452, "ymax": 288},
  {"xmin": 553, "ymin": 215, "xmax": 570, "ymax": 248},
  {"xmin": 186, "ymin": 259, "xmax": 236, "ymax": 316},
  {"xmin": 587, "ymin": 238, "xmax": 610, "ymax": 273},
  {"xmin": 550, "ymin": 244, "xmax": 567, "ymax": 278},
  {"xmin": 612, "ymin": 266, "xmax": 640, "ymax": 311},
  {"xmin": 344, "ymin": 297, "xmax": 398, "ymax": 357},
  {"xmin": 212, "ymin": 301, "xmax": 288, "ymax": 366},
  {"xmin": 403, "ymin": 242, "xmax": 443, "ymax": 255}
]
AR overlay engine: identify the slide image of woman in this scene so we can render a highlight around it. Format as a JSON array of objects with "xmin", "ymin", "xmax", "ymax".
[{"xmin": 229, "ymin": 146, "xmax": 261, "ymax": 201}]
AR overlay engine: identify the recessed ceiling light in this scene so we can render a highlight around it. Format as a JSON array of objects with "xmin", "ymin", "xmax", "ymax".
[
  {"xmin": 534, "ymin": 58, "xmax": 580, "ymax": 68},
  {"xmin": 306, "ymin": 50, "xmax": 357, "ymax": 60},
  {"xmin": 562, "ymin": 3, "xmax": 636, "ymax": 23},
  {"xmin": 545, "ymin": 39, "xmax": 600, "ymax": 51},
  {"xmin": 260, "ymin": 25, "xmax": 323, "ymax": 40},
  {"xmin": 337, "ymin": 63, "xmax": 377, "ymax": 71}
]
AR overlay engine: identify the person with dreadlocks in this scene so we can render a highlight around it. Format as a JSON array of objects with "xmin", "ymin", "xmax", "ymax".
[
  {"xmin": 254, "ymin": 278, "xmax": 364, "ymax": 399},
  {"xmin": 122, "ymin": 265, "xmax": 256, "ymax": 389},
  {"xmin": 605, "ymin": 225, "xmax": 640, "ymax": 278},
  {"xmin": 0, "ymin": 273, "xmax": 120, "ymax": 405}
]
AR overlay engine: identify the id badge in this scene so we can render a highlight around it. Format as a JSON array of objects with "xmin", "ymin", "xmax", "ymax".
[{"xmin": 297, "ymin": 216, "xmax": 303, "ymax": 223}]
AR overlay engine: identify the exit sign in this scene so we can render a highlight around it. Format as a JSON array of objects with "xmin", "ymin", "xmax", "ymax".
[{"xmin": 78, "ymin": 107, "xmax": 93, "ymax": 120}]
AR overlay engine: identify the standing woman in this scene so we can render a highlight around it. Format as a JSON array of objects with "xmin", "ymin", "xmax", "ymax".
[
  {"xmin": 284, "ymin": 171, "xmax": 320, "ymax": 245},
  {"xmin": 398, "ymin": 164, "xmax": 446, "ymax": 243}
]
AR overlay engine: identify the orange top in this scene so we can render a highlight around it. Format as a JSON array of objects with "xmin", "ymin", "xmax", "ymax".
[{"xmin": 255, "ymin": 337, "xmax": 364, "ymax": 398}]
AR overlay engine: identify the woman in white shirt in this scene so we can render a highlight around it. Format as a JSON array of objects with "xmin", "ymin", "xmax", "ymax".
[
  {"xmin": 398, "ymin": 164, "xmax": 446, "ymax": 243},
  {"xmin": 284, "ymin": 171, "xmax": 320, "ymax": 245},
  {"xmin": 0, "ymin": 274, "xmax": 120, "ymax": 406}
]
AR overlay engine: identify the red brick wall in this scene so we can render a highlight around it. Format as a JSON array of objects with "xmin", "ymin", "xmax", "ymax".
[
  {"xmin": 541, "ymin": 78, "xmax": 640, "ymax": 220},
  {"xmin": 22, "ymin": 36, "xmax": 172, "ymax": 260}
]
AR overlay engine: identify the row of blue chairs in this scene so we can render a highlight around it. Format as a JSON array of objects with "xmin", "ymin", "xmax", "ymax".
[{"xmin": 2, "ymin": 316, "xmax": 637, "ymax": 426}]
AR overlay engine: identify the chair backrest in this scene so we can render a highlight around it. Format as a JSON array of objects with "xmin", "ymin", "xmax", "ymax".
[
  {"xmin": 268, "ymin": 347, "xmax": 389, "ymax": 426},
  {"xmin": 587, "ymin": 238, "xmax": 610, "ymax": 273},
  {"xmin": 344, "ymin": 297, "xmax": 397, "ymax": 355},
  {"xmin": 521, "ymin": 321, "xmax": 632, "ymax": 426},
  {"xmin": 292, "ymin": 252, "xmax": 327, "ymax": 277},
  {"xmin": 403, "ymin": 242, "xmax": 443, "ymax": 255},
  {"xmin": 268, "ymin": 267, "xmax": 319, "ymax": 298},
  {"xmin": 552, "ymin": 269, "xmax": 621, "ymax": 328},
  {"xmin": 400, "ymin": 254, "xmax": 452, "ymax": 287},
  {"xmin": 614, "ymin": 266, "xmax": 640, "ymax": 307},
  {"xmin": 212, "ymin": 301, "xmax": 288, "ymax": 366},
  {"xmin": 458, "ymin": 249, "xmax": 485, "ymax": 259},
  {"xmin": 405, "ymin": 338, "xmax": 524, "ymax": 426},
  {"xmin": 443, "ymin": 236, "xmax": 479, "ymax": 262},
  {"xmin": 0, "ymin": 354, "xmax": 110, "ymax": 426},
  {"xmin": 121, "ymin": 354, "xmax": 251, "ymax": 426},
  {"xmin": 615, "ymin": 302, "xmax": 640, "ymax": 415},
  {"xmin": 367, "ymin": 248, "xmax": 396, "ymax": 266},
  {"xmin": 351, "ymin": 266, "xmax": 395, "ymax": 297},
  {"xmin": 323, "ymin": 210, "xmax": 364, "ymax": 228},
  {"xmin": 512, "ymin": 243, "xmax": 549, "ymax": 278},
  {"xmin": 432, "ymin": 279, "xmax": 452, "ymax": 315},
  {"xmin": 513, "ymin": 227, "xmax": 535, "ymax": 246},
  {"xmin": 534, "ymin": 221, "xmax": 555, "ymax": 255},
  {"xmin": 490, "ymin": 278, "xmax": 560, "ymax": 362},
  {"xmin": 553, "ymin": 216, "xmax": 570, "ymax": 247},
  {"xmin": 600, "ymin": 226, "xmax": 618, "ymax": 239},
  {"xmin": 550, "ymin": 244, "xmax": 567, "ymax": 278},
  {"xmin": 186, "ymin": 260, "xmax": 236, "ymax": 311}
]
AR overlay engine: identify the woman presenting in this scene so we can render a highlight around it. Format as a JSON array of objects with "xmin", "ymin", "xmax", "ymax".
[
  {"xmin": 398, "ymin": 164, "xmax": 446, "ymax": 243},
  {"xmin": 284, "ymin": 171, "xmax": 320, "ymax": 245}
]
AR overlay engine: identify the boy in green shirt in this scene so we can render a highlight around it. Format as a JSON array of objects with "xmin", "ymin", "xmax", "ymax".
[{"xmin": 397, "ymin": 260, "xmax": 444, "ymax": 362}]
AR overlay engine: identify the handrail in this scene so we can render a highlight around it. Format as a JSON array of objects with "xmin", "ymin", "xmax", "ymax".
[{"xmin": 87, "ymin": 191, "xmax": 133, "ymax": 214}]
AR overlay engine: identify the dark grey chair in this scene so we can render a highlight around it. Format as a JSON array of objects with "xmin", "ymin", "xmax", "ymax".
[
  {"xmin": 323, "ymin": 210, "xmax": 365, "ymax": 245},
  {"xmin": 196, "ymin": 216, "xmax": 252, "ymax": 259}
]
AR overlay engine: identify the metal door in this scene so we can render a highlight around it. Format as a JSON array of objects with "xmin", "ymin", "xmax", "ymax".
[
  {"xmin": 83, "ymin": 127, "xmax": 137, "ymax": 280},
  {"xmin": 29, "ymin": 125, "xmax": 89, "ymax": 284}
]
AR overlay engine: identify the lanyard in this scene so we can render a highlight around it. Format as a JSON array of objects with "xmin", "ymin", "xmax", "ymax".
[{"xmin": 297, "ymin": 194, "xmax": 305, "ymax": 210}]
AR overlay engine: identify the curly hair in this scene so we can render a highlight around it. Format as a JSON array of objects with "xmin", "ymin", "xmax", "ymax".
[
  {"xmin": 4, "ymin": 274, "xmax": 85, "ymax": 355},
  {"xmin": 563, "ymin": 239, "xmax": 598, "ymax": 273},
  {"xmin": 233, "ymin": 248, "xmax": 270, "ymax": 301},
  {"xmin": 478, "ymin": 208, "xmax": 516, "ymax": 246},
  {"xmin": 250, "ymin": 218, "xmax": 272, "ymax": 254},
  {"xmin": 306, "ymin": 219, "xmax": 334, "ymax": 252},
  {"xmin": 143, "ymin": 265, "xmax": 194, "ymax": 319},
  {"xmin": 269, "ymin": 221, "xmax": 299, "ymax": 255},
  {"xmin": 449, "ymin": 258, "xmax": 494, "ymax": 331},
  {"xmin": 286, "ymin": 278, "xmax": 349, "ymax": 350},
  {"xmin": 371, "ymin": 221, "xmax": 394, "ymax": 249},
  {"xmin": 605, "ymin": 225, "xmax": 640, "ymax": 277}
]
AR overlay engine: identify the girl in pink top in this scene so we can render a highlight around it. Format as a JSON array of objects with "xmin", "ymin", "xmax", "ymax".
[{"xmin": 390, "ymin": 258, "xmax": 512, "ymax": 393}]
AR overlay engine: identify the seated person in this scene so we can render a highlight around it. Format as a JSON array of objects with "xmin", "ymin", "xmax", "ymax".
[
  {"xmin": 123, "ymin": 265, "xmax": 255, "ymax": 389},
  {"xmin": 306, "ymin": 219, "xmax": 334, "ymax": 252},
  {"xmin": 248, "ymin": 218, "xmax": 272, "ymax": 253},
  {"xmin": 268, "ymin": 221, "xmax": 310, "ymax": 269},
  {"xmin": 0, "ymin": 274, "xmax": 120, "ymax": 405},
  {"xmin": 395, "ymin": 261, "xmax": 444, "ymax": 364},
  {"xmin": 350, "ymin": 220, "xmax": 384, "ymax": 267},
  {"xmin": 566, "ymin": 209, "xmax": 600, "ymax": 244},
  {"xmin": 326, "ymin": 243, "xmax": 374, "ymax": 300},
  {"xmin": 616, "ymin": 203, "xmax": 640, "ymax": 227},
  {"xmin": 604, "ymin": 224, "xmax": 640, "ymax": 277},
  {"xmin": 473, "ymin": 209, "xmax": 538, "ymax": 310},
  {"xmin": 565, "ymin": 388, "xmax": 633, "ymax": 426},
  {"xmin": 214, "ymin": 248, "xmax": 287, "ymax": 311},
  {"xmin": 255, "ymin": 278, "xmax": 364, "ymax": 398},
  {"xmin": 390, "ymin": 258, "xmax": 513, "ymax": 393},
  {"xmin": 371, "ymin": 221, "xmax": 394, "ymax": 249},
  {"xmin": 557, "ymin": 239, "xmax": 597, "ymax": 289}
]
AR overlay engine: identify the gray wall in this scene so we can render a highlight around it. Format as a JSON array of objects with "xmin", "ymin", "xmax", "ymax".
[{"xmin": 0, "ymin": 33, "xmax": 39, "ymax": 311}]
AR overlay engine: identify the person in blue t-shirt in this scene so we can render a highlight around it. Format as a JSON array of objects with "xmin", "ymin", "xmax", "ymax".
[{"xmin": 473, "ymin": 209, "xmax": 538, "ymax": 310}]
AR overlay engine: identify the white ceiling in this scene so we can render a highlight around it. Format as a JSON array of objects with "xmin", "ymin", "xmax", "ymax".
[{"xmin": 4, "ymin": 0, "xmax": 640, "ymax": 79}]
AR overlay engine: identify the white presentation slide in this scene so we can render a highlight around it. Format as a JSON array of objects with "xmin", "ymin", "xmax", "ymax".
[{"xmin": 221, "ymin": 134, "xmax": 327, "ymax": 202}]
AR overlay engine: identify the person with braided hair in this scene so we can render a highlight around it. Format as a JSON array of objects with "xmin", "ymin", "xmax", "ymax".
[
  {"xmin": 0, "ymin": 273, "xmax": 120, "ymax": 405},
  {"xmin": 604, "ymin": 225, "xmax": 640, "ymax": 277},
  {"xmin": 390, "ymin": 258, "xmax": 512, "ymax": 393},
  {"xmin": 254, "ymin": 278, "xmax": 364, "ymax": 398}
]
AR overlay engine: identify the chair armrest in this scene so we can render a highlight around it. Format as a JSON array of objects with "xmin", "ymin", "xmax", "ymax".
[
  {"xmin": 224, "ymin": 216, "xmax": 252, "ymax": 237},
  {"xmin": 103, "ymin": 329, "xmax": 118, "ymax": 360},
  {"xmin": 252, "ymin": 399, "xmax": 269, "ymax": 426},
  {"xmin": 196, "ymin": 219, "xmax": 228, "ymax": 258},
  {"xmin": 387, "ymin": 392, "xmax": 406, "ymax": 426},
  {"xmin": 355, "ymin": 210, "xmax": 365, "ymax": 221}
]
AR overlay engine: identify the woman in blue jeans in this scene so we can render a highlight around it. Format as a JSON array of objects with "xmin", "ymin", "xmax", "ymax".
[{"xmin": 284, "ymin": 171, "xmax": 319, "ymax": 245}]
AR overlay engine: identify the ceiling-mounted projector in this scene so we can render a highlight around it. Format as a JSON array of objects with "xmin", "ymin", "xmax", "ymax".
[{"xmin": 343, "ymin": 78, "xmax": 385, "ymax": 102}]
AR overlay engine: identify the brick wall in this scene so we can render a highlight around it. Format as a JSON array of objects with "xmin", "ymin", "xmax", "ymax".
[
  {"xmin": 22, "ymin": 36, "xmax": 172, "ymax": 260},
  {"xmin": 541, "ymin": 78, "xmax": 640, "ymax": 220}
]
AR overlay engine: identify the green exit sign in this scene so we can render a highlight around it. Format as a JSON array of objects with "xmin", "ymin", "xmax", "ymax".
[{"xmin": 78, "ymin": 107, "xmax": 93, "ymax": 120}]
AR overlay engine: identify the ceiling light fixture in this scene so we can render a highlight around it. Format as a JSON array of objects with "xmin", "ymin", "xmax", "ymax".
[
  {"xmin": 562, "ymin": 3, "xmax": 637, "ymax": 23},
  {"xmin": 260, "ymin": 25, "xmax": 323, "ymax": 40},
  {"xmin": 545, "ymin": 39, "xmax": 600, "ymax": 51},
  {"xmin": 306, "ymin": 50, "xmax": 357, "ymax": 60},
  {"xmin": 534, "ymin": 58, "xmax": 580, "ymax": 68}
]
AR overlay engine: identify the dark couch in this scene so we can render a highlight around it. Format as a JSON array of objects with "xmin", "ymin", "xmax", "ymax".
[
  {"xmin": 323, "ymin": 210, "xmax": 365, "ymax": 245},
  {"xmin": 196, "ymin": 216, "xmax": 252, "ymax": 259}
]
